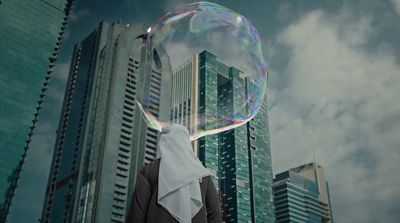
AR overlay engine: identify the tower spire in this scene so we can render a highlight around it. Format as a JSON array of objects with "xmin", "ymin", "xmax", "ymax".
[
  {"xmin": 313, "ymin": 148, "xmax": 317, "ymax": 165},
  {"xmin": 313, "ymin": 148, "xmax": 320, "ymax": 191}
]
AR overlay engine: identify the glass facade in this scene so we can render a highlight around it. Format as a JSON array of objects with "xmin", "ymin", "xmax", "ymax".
[
  {"xmin": 273, "ymin": 163, "xmax": 334, "ymax": 223},
  {"xmin": 172, "ymin": 51, "xmax": 275, "ymax": 222},
  {"xmin": 249, "ymin": 99, "xmax": 275, "ymax": 222},
  {"xmin": 0, "ymin": 0, "xmax": 72, "ymax": 220}
]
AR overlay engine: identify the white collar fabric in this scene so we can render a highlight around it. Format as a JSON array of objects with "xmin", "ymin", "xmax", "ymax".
[{"xmin": 158, "ymin": 124, "xmax": 211, "ymax": 223}]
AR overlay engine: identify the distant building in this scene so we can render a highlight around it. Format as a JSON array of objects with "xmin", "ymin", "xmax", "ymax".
[
  {"xmin": 170, "ymin": 51, "xmax": 275, "ymax": 222},
  {"xmin": 0, "ymin": 0, "xmax": 73, "ymax": 220},
  {"xmin": 40, "ymin": 21, "xmax": 161, "ymax": 223},
  {"xmin": 273, "ymin": 163, "xmax": 334, "ymax": 223}
]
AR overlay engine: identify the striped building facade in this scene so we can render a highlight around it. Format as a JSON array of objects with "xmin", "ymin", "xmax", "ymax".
[
  {"xmin": 41, "ymin": 21, "xmax": 161, "ymax": 223},
  {"xmin": 273, "ymin": 163, "xmax": 334, "ymax": 223}
]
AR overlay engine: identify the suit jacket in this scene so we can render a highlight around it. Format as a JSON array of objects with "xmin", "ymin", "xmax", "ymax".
[{"xmin": 126, "ymin": 158, "xmax": 222, "ymax": 223}]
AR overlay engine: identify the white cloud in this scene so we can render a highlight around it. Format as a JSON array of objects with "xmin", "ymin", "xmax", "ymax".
[
  {"xmin": 277, "ymin": 2, "xmax": 294, "ymax": 22},
  {"xmin": 392, "ymin": 0, "xmax": 400, "ymax": 16},
  {"xmin": 70, "ymin": 9, "xmax": 91, "ymax": 23},
  {"xmin": 269, "ymin": 9, "xmax": 400, "ymax": 222},
  {"xmin": 47, "ymin": 62, "xmax": 70, "ymax": 101}
]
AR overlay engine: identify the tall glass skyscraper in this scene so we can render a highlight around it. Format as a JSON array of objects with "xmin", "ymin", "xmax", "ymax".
[
  {"xmin": 171, "ymin": 51, "xmax": 275, "ymax": 222},
  {"xmin": 273, "ymin": 163, "xmax": 334, "ymax": 223},
  {"xmin": 0, "ymin": 0, "xmax": 73, "ymax": 220},
  {"xmin": 40, "ymin": 21, "xmax": 161, "ymax": 223}
]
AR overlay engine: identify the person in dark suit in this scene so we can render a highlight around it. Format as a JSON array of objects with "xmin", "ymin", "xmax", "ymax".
[{"xmin": 126, "ymin": 124, "xmax": 222, "ymax": 223}]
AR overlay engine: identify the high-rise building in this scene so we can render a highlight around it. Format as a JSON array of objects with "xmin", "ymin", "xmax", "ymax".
[
  {"xmin": 273, "ymin": 163, "xmax": 334, "ymax": 223},
  {"xmin": 170, "ymin": 51, "xmax": 275, "ymax": 222},
  {"xmin": 40, "ymin": 21, "xmax": 162, "ymax": 223},
  {"xmin": 0, "ymin": 0, "xmax": 73, "ymax": 220}
]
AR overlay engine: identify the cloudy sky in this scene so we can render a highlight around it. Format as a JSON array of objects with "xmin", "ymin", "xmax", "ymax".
[{"xmin": 8, "ymin": 0, "xmax": 400, "ymax": 222}]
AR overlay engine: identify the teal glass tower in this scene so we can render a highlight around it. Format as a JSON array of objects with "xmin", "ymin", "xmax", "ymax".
[
  {"xmin": 273, "ymin": 163, "xmax": 334, "ymax": 223},
  {"xmin": 0, "ymin": 0, "xmax": 73, "ymax": 220},
  {"xmin": 171, "ymin": 51, "xmax": 275, "ymax": 222}
]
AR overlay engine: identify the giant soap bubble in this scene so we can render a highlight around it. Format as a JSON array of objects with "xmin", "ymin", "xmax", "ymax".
[{"xmin": 136, "ymin": 2, "xmax": 268, "ymax": 140}]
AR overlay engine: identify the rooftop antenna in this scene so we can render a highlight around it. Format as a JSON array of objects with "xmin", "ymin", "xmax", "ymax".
[
  {"xmin": 313, "ymin": 148, "xmax": 317, "ymax": 165},
  {"xmin": 313, "ymin": 147, "xmax": 322, "ymax": 193}
]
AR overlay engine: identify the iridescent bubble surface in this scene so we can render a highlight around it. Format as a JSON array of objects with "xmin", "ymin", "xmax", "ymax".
[{"xmin": 137, "ymin": 2, "xmax": 268, "ymax": 140}]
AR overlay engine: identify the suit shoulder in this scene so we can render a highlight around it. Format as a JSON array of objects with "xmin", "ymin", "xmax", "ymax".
[{"xmin": 201, "ymin": 175, "xmax": 212, "ymax": 186}]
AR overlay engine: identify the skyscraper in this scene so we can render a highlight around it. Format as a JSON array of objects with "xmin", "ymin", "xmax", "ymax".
[
  {"xmin": 40, "ymin": 21, "xmax": 161, "ymax": 223},
  {"xmin": 273, "ymin": 163, "xmax": 334, "ymax": 223},
  {"xmin": 0, "ymin": 0, "xmax": 73, "ymax": 220},
  {"xmin": 170, "ymin": 51, "xmax": 275, "ymax": 222}
]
